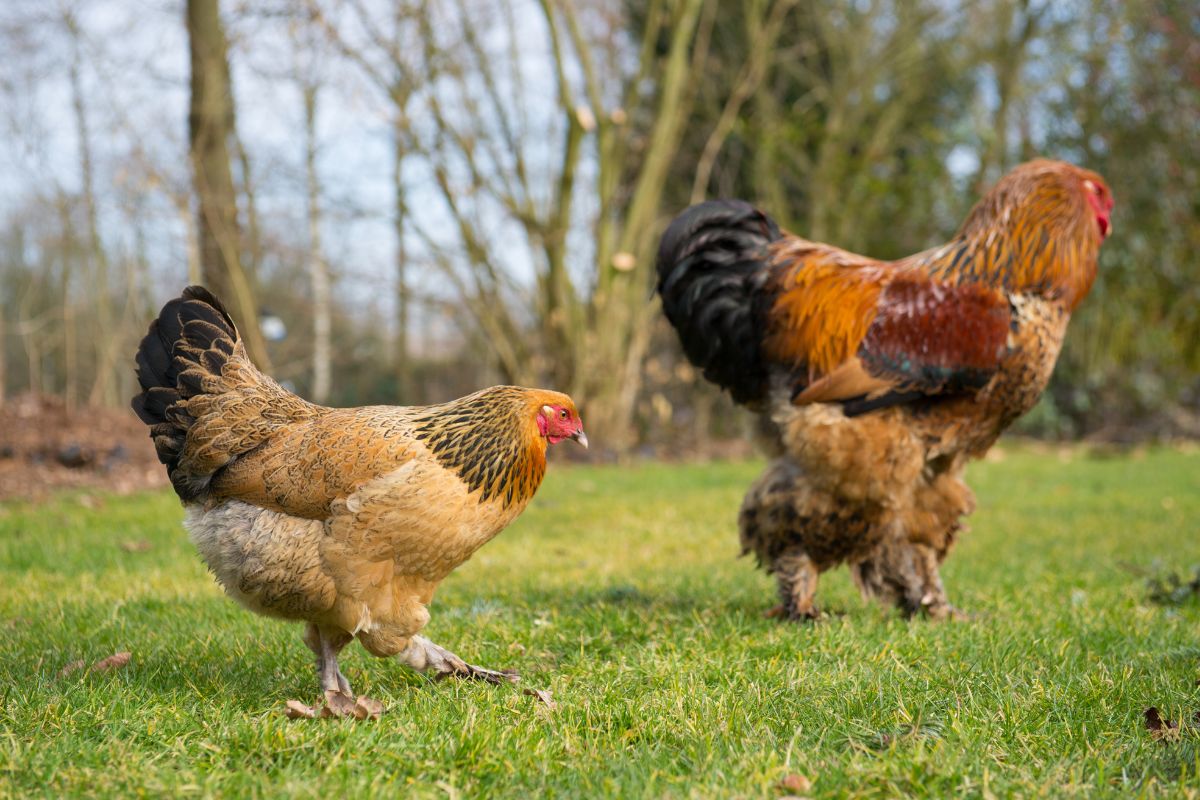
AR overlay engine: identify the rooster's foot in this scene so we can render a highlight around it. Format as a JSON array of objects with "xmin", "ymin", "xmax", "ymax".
[
  {"xmin": 920, "ymin": 600, "xmax": 972, "ymax": 622},
  {"xmin": 766, "ymin": 603, "xmax": 823, "ymax": 622}
]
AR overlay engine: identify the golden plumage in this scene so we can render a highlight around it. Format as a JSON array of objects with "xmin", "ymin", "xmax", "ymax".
[{"xmin": 132, "ymin": 287, "xmax": 584, "ymax": 699}]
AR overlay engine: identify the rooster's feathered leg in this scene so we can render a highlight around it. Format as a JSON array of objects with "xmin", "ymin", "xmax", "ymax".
[
  {"xmin": 851, "ymin": 539, "xmax": 965, "ymax": 620},
  {"xmin": 774, "ymin": 548, "xmax": 822, "ymax": 621}
]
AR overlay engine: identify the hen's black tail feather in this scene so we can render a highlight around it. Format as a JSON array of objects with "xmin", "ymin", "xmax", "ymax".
[
  {"xmin": 656, "ymin": 199, "xmax": 781, "ymax": 405},
  {"xmin": 131, "ymin": 286, "xmax": 237, "ymax": 501}
]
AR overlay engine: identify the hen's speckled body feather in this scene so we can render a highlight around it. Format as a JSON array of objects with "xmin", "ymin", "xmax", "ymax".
[{"xmin": 133, "ymin": 287, "xmax": 571, "ymax": 678}]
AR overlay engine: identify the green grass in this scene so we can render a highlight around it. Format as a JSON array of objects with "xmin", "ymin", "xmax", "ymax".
[{"xmin": 2, "ymin": 447, "xmax": 1200, "ymax": 798}]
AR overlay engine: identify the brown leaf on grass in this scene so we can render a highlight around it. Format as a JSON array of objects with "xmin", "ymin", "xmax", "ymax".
[
  {"xmin": 119, "ymin": 540, "xmax": 152, "ymax": 553},
  {"xmin": 1144, "ymin": 707, "xmax": 1180, "ymax": 740},
  {"xmin": 522, "ymin": 688, "xmax": 557, "ymax": 710},
  {"xmin": 59, "ymin": 659, "xmax": 86, "ymax": 678},
  {"xmin": 284, "ymin": 700, "xmax": 317, "ymax": 719},
  {"xmin": 354, "ymin": 696, "xmax": 384, "ymax": 719},
  {"xmin": 778, "ymin": 773, "xmax": 813, "ymax": 793},
  {"xmin": 90, "ymin": 652, "xmax": 131, "ymax": 672}
]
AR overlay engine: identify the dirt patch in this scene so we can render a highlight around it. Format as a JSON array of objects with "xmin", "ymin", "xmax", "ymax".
[{"xmin": 0, "ymin": 393, "xmax": 168, "ymax": 502}]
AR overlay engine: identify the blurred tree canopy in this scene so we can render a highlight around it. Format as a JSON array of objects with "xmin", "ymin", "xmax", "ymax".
[{"xmin": 0, "ymin": 0, "xmax": 1196, "ymax": 451}]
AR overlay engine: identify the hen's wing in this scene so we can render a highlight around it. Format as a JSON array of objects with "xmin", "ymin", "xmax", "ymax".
[
  {"xmin": 133, "ymin": 287, "xmax": 425, "ymax": 517},
  {"xmin": 207, "ymin": 408, "xmax": 425, "ymax": 520},
  {"xmin": 762, "ymin": 240, "xmax": 1013, "ymax": 413}
]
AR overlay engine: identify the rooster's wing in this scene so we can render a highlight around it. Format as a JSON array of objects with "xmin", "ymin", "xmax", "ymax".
[{"xmin": 762, "ymin": 243, "xmax": 1012, "ymax": 413}]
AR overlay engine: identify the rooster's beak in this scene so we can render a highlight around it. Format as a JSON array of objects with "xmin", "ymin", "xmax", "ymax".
[{"xmin": 571, "ymin": 431, "xmax": 589, "ymax": 449}]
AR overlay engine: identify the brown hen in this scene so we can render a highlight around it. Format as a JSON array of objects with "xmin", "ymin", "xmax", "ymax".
[{"xmin": 132, "ymin": 287, "xmax": 585, "ymax": 699}]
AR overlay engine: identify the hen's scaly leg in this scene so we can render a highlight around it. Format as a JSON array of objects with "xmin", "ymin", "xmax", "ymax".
[
  {"xmin": 303, "ymin": 623, "xmax": 354, "ymax": 696},
  {"xmin": 774, "ymin": 549, "xmax": 821, "ymax": 621},
  {"xmin": 396, "ymin": 635, "xmax": 519, "ymax": 685}
]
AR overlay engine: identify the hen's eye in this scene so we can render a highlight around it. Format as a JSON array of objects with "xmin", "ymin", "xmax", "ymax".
[{"xmin": 559, "ymin": 409, "xmax": 568, "ymax": 419}]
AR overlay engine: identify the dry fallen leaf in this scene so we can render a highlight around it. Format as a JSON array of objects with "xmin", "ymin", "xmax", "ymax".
[
  {"xmin": 1145, "ymin": 707, "xmax": 1180, "ymax": 740},
  {"xmin": 523, "ymin": 688, "xmax": 557, "ymax": 710},
  {"xmin": 59, "ymin": 659, "xmax": 86, "ymax": 678},
  {"xmin": 90, "ymin": 652, "xmax": 131, "ymax": 672},
  {"xmin": 284, "ymin": 700, "xmax": 317, "ymax": 719},
  {"xmin": 354, "ymin": 696, "xmax": 384, "ymax": 719},
  {"xmin": 119, "ymin": 540, "xmax": 152, "ymax": 553},
  {"xmin": 779, "ymin": 773, "xmax": 813, "ymax": 793},
  {"xmin": 507, "ymin": 641, "xmax": 527, "ymax": 654}
]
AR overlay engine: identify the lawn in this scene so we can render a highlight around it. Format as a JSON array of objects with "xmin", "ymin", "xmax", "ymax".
[{"xmin": 2, "ymin": 446, "xmax": 1200, "ymax": 798}]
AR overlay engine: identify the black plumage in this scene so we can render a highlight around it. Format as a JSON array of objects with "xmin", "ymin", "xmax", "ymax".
[
  {"xmin": 131, "ymin": 286, "xmax": 238, "ymax": 501},
  {"xmin": 655, "ymin": 200, "xmax": 781, "ymax": 405}
]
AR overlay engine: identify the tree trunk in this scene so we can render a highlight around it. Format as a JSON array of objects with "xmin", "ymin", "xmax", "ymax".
[
  {"xmin": 186, "ymin": 0, "xmax": 270, "ymax": 369},
  {"xmin": 0, "ymin": 299, "xmax": 5, "ymax": 407},
  {"xmin": 392, "ymin": 117, "xmax": 411, "ymax": 403},
  {"xmin": 303, "ymin": 83, "xmax": 331, "ymax": 404}
]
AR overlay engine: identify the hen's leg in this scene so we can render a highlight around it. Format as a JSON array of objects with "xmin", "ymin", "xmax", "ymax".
[
  {"xmin": 303, "ymin": 623, "xmax": 354, "ymax": 695},
  {"xmin": 774, "ymin": 549, "xmax": 821, "ymax": 621},
  {"xmin": 395, "ymin": 636, "xmax": 519, "ymax": 685}
]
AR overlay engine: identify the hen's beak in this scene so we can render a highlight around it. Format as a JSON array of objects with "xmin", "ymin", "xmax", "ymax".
[{"xmin": 571, "ymin": 430, "xmax": 589, "ymax": 449}]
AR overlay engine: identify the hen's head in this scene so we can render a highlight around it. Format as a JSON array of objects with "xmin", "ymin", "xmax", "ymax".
[{"xmin": 529, "ymin": 390, "xmax": 587, "ymax": 448}]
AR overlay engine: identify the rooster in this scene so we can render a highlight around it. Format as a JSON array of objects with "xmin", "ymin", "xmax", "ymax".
[
  {"xmin": 131, "ymin": 287, "xmax": 586, "ymax": 703},
  {"xmin": 657, "ymin": 159, "xmax": 1112, "ymax": 620}
]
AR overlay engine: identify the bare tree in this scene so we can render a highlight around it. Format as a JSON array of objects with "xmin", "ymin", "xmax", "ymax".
[
  {"xmin": 299, "ymin": 44, "xmax": 331, "ymax": 403},
  {"xmin": 307, "ymin": 0, "xmax": 424, "ymax": 401},
  {"xmin": 186, "ymin": 0, "xmax": 270, "ymax": 368},
  {"xmin": 314, "ymin": 0, "xmax": 712, "ymax": 450}
]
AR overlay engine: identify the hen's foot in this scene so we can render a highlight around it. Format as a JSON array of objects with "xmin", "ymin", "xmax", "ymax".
[
  {"xmin": 398, "ymin": 635, "xmax": 520, "ymax": 685},
  {"xmin": 284, "ymin": 691, "xmax": 385, "ymax": 720},
  {"xmin": 436, "ymin": 663, "xmax": 521, "ymax": 685}
]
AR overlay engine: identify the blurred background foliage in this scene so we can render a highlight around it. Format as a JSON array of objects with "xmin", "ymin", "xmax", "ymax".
[{"xmin": 0, "ymin": 0, "xmax": 1196, "ymax": 455}]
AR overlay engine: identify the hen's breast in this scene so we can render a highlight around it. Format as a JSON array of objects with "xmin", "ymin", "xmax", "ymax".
[
  {"xmin": 327, "ymin": 454, "xmax": 535, "ymax": 584},
  {"xmin": 185, "ymin": 501, "xmax": 336, "ymax": 620}
]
